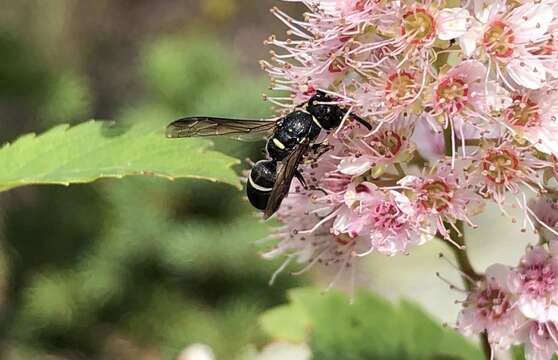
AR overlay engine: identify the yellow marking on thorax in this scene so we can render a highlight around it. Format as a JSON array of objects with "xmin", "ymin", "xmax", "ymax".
[{"xmin": 273, "ymin": 138, "xmax": 286, "ymax": 150}]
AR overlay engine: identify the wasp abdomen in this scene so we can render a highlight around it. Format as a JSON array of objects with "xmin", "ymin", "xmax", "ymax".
[{"xmin": 247, "ymin": 160, "xmax": 277, "ymax": 210}]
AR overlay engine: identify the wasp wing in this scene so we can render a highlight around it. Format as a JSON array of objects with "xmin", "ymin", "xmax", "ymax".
[
  {"xmin": 166, "ymin": 117, "xmax": 277, "ymax": 141},
  {"xmin": 264, "ymin": 139, "xmax": 310, "ymax": 219}
]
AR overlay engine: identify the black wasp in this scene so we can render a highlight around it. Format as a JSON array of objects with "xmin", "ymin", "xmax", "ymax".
[{"xmin": 166, "ymin": 91, "xmax": 371, "ymax": 219}]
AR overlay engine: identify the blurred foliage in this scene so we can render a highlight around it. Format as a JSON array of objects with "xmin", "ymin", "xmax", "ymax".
[
  {"xmin": 201, "ymin": 0, "xmax": 238, "ymax": 22},
  {"xmin": 0, "ymin": 32, "xmax": 303, "ymax": 359},
  {"xmin": 0, "ymin": 32, "xmax": 50, "ymax": 102},
  {"xmin": 260, "ymin": 288, "xmax": 483, "ymax": 360},
  {"xmin": 38, "ymin": 72, "xmax": 92, "ymax": 126},
  {"xmin": 0, "ymin": 31, "xmax": 93, "ymax": 143},
  {"xmin": 512, "ymin": 346, "xmax": 525, "ymax": 360}
]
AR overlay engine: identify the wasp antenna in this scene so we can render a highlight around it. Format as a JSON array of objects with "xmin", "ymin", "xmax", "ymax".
[{"xmin": 350, "ymin": 114, "xmax": 372, "ymax": 131}]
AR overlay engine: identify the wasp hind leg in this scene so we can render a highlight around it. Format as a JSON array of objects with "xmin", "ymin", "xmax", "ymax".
[
  {"xmin": 310, "ymin": 143, "xmax": 333, "ymax": 159},
  {"xmin": 294, "ymin": 170, "xmax": 308, "ymax": 190}
]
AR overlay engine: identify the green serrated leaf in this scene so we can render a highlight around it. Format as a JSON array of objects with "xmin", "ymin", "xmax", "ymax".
[
  {"xmin": 399, "ymin": 300, "xmax": 481, "ymax": 360},
  {"xmin": 0, "ymin": 120, "xmax": 240, "ymax": 192},
  {"xmin": 260, "ymin": 288, "xmax": 483, "ymax": 360}
]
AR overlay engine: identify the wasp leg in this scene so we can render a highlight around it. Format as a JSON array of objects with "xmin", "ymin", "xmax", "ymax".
[
  {"xmin": 310, "ymin": 143, "xmax": 323, "ymax": 151},
  {"xmin": 310, "ymin": 143, "xmax": 333, "ymax": 159},
  {"xmin": 245, "ymin": 158, "xmax": 256, "ymax": 166},
  {"xmin": 309, "ymin": 186, "xmax": 328, "ymax": 196},
  {"xmin": 295, "ymin": 170, "xmax": 308, "ymax": 189}
]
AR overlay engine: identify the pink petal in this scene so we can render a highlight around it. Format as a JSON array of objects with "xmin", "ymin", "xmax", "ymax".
[
  {"xmin": 437, "ymin": 8, "xmax": 470, "ymax": 40},
  {"xmin": 507, "ymin": 57, "xmax": 547, "ymax": 90},
  {"xmin": 508, "ymin": 3, "xmax": 553, "ymax": 43}
]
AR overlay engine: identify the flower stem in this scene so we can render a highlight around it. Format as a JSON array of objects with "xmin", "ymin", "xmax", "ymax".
[
  {"xmin": 445, "ymin": 221, "xmax": 482, "ymax": 288},
  {"xmin": 444, "ymin": 220, "xmax": 490, "ymax": 360},
  {"xmin": 444, "ymin": 123, "xmax": 453, "ymax": 157}
]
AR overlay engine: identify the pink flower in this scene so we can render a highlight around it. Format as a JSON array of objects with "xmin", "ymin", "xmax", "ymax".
[
  {"xmin": 391, "ymin": 3, "xmax": 470, "ymax": 47},
  {"xmin": 261, "ymin": 0, "xmax": 558, "ymax": 289},
  {"xmin": 509, "ymin": 246, "xmax": 558, "ymax": 322},
  {"xmin": 457, "ymin": 264, "xmax": 524, "ymax": 350},
  {"xmin": 432, "ymin": 60, "xmax": 487, "ymax": 116},
  {"xmin": 264, "ymin": 189, "xmax": 360, "ymax": 283},
  {"xmin": 461, "ymin": 1, "xmax": 555, "ymax": 89},
  {"xmin": 412, "ymin": 115, "xmax": 445, "ymax": 162},
  {"xmin": 457, "ymin": 245, "xmax": 558, "ymax": 358},
  {"xmin": 367, "ymin": 189, "xmax": 435, "ymax": 255},
  {"xmin": 349, "ymin": 61, "xmax": 424, "ymax": 123},
  {"xmin": 529, "ymin": 195, "xmax": 558, "ymax": 243},
  {"xmin": 399, "ymin": 161, "xmax": 484, "ymax": 240},
  {"xmin": 336, "ymin": 117, "xmax": 415, "ymax": 177},
  {"xmin": 424, "ymin": 60, "xmax": 489, "ymax": 154},
  {"xmin": 468, "ymin": 142, "xmax": 549, "ymax": 213},
  {"xmin": 503, "ymin": 89, "xmax": 558, "ymax": 156},
  {"xmin": 332, "ymin": 182, "xmax": 436, "ymax": 256},
  {"xmin": 519, "ymin": 321, "xmax": 558, "ymax": 360}
]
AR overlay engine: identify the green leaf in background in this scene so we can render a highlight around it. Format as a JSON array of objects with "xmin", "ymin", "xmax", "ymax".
[
  {"xmin": 0, "ymin": 120, "xmax": 240, "ymax": 192},
  {"xmin": 38, "ymin": 71, "xmax": 92, "ymax": 125},
  {"xmin": 142, "ymin": 35, "xmax": 236, "ymax": 113},
  {"xmin": 511, "ymin": 346, "xmax": 525, "ymax": 360},
  {"xmin": 259, "ymin": 301, "xmax": 311, "ymax": 343},
  {"xmin": 260, "ymin": 288, "xmax": 483, "ymax": 360},
  {"xmin": 511, "ymin": 346, "xmax": 558, "ymax": 360}
]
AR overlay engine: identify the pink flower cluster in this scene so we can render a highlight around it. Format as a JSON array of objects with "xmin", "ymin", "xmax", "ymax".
[
  {"xmin": 260, "ymin": 0, "xmax": 558, "ymax": 356},
  {"xmin": 263, "ymin": 0, "xmax": 558, "ymax": 280},
  {"xmin": 457, "ymin": 244, "xmax": 558, "ymax": 359}
]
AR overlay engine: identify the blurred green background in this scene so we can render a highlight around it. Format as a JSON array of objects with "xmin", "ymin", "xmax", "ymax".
[
  {"xmin": 0, "ymin": 1, "xmax": 540, "ymax": 359},
  {"xmin": 0, "ymin": 1, "xmax": 309, "ymax": 358}
]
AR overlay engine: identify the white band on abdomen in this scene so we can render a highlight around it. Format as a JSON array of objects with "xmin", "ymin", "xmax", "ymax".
[{"xmin": 248, "ymin": 174, "xmax": 273, "ymax": 192}]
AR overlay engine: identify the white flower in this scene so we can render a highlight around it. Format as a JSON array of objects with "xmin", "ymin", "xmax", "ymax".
[{"xmin": 437, "ymin": 8, "xmax": 470, "ymax": 41}]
